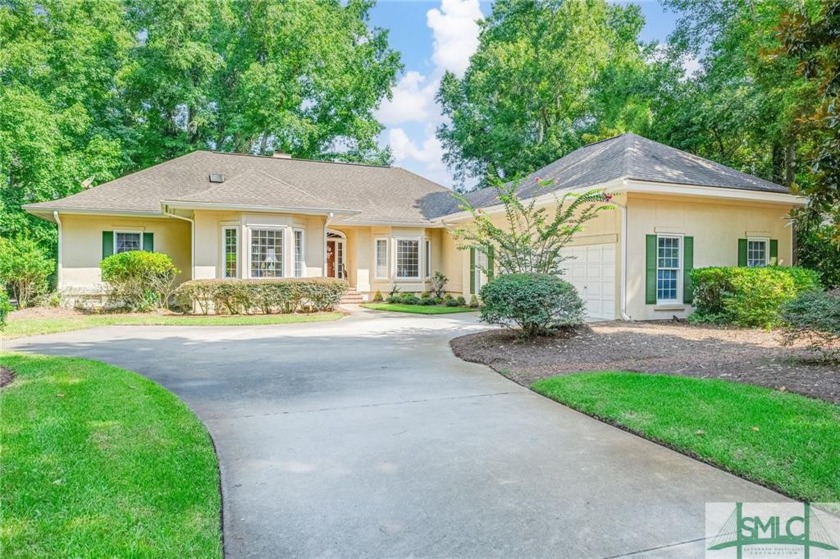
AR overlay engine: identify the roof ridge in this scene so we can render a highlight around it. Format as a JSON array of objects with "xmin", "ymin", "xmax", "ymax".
[
  {"xmin": 195, "ymin": 150, "xmax": 393, "ymax": 170},
  {"xmin": 622, "ymin": 133, "xmax": 633, "ymax": 178}
]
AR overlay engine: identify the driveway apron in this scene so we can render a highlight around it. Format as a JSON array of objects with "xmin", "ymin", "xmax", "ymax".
[{"xmin": 6, "ymin": 312, "xmax": 797, "ymax": 558}]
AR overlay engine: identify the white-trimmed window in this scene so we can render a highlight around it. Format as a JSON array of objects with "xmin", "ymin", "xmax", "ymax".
[
  {"xmin": 250, "ymin": 228, "xmax": 283, "ymax": 278},
  {"xmin": 115, "ymin": 231, "xmax": 142, "ymax": 254},
  {"xmin": 395, "ymin": 239, "xmax": 420, "ymax": 279},
  {"xmin": 375, "ymin": 239, "xmax": 388, "ymax": 279},
  {"xmin": 747, "ymin": 238, "xmax": 768, "ymax": 267},
  {"xmin": 223, "ymin": 226, "xmax": 239, "ymax": 278},
  {"xmin": 294, "ymin": 229, "xmax": 305, "ymax": 277},
  {"xmin": 424, "ymin": 239, "xmax": 431, "ymax": 278},
  {"xmin": 656, "ymin": 235, "xmax": 681, "ymax": 303}
]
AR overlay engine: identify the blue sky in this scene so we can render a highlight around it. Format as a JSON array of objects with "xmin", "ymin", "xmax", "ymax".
[{"xmin": 368, "ymin": 0, "xmax": 681, "ymax": 188}]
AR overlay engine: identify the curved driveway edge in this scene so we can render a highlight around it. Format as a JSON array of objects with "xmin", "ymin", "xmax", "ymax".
[{"xmin": 6, "ymin": 312, "xmax": 805, "ymax": 558}]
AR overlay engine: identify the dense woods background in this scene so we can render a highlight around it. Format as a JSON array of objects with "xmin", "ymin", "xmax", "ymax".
[{"xmin": 1, "ymin": 0, "xmax": 838, "ymax": 284}]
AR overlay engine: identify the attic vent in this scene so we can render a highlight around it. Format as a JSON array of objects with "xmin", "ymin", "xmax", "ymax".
[{"xmin": 209, "ymin": 173, "xmax": 225, "ymax": 183}]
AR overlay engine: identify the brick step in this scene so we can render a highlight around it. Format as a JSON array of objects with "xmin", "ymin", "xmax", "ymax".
[{"xmin": 340, "ymin": 290, "xmax": 365, "ymax": 304}]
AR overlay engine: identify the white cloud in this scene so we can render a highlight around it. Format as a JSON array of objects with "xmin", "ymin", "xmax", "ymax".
[
  {"xmin": 375, "ymin": 71, "xmax": 438, "ymax": 126},
  {"xmin": 427, "ymin": 0, "xmax": 483, "ymax": 79},
  {"xmin": 388, "ymin": 127, "xmax": 444, "ymax": 165},
  {"xmin": 379, "ymin": 0, "xmax": 484, "ymax": 187}
]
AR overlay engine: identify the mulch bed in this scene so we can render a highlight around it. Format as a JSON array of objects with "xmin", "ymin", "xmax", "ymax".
[
  {"xmin": 450, "ymin": 321, "xmax": 840, "ymax": 404},
  {"xmin": 0, "ymin": 366, "xmax": 15, "ymax": 389}
]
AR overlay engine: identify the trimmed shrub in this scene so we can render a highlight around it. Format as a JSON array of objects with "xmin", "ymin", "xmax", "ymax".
[
  {"xmin": 0, "ymin": 287, "xmax": 11, "ymax": 329},
  {"xmin": 397, "ymin": 294, "xmax": 421, "ymax": 305},
  {"xmin": 372, "ymin": 290, "xmax": 384, "ymax": 303},
  {"xmin": 479, "ymin": 273, "xmax": 584, "ymax": 337},
  {"xmin": 174, "ymin": 278, "xmax": 348, "ymax": 315},
  {"xmin": 468, "ymin": 295, "xmax": 480, "ymax": 308},
  {"xmin": 780, "ymin": 290, "xmax": 840, "ymax": 359},
  {"xmin": 690, "ymin": 266, "xmax": 821, "ymax": 328},
  {"xmin": 100, "ymin": 251, "xmax": 180, "ymax": 311},
  {"xmin": 456, "ymin": 296, "xmax": 467, "ymax": 306},
  {"xmin": 0, "ymin": 237, "xmax": 54, "ymax": 308},
  {"xmin": 445, "ymin": 298, "xmax": 461, "ymax": 307}
]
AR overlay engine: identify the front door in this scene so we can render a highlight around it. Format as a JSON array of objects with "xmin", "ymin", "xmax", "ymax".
[
  {"xmin": 326, "ymin": 239, "xmax": 344, "ymax": 279},
  {"xmin": 327, "ymin": 240, "xmax": 336, "ymax": 278}
]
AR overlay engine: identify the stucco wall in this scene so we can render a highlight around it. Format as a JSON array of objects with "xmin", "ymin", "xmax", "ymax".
[
  {"xmin": 625, "ymin": 193, "xmax": 796, "ymax": 320},
  {"xmin": 59, "ymin": 214, "xmax": 191, "ymax": 290}
]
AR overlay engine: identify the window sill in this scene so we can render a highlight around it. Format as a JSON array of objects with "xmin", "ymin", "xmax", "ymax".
[
  {"xmin": 654, "ymin": 304, "xmax": 686, "ymax": 311},
  {"xmin": 394, "ymin": 277, "xmax": 423, "ymax": 282}
]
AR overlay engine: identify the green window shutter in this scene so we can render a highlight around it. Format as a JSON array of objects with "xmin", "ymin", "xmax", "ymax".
[
  {"xmin": 143, "ymin": 232, "xmax": 154, "ymax": 252},
  {"xmin": 487, "ymin": 246, "xmax": 495, "ymax": 281},
  {"xmin": 737, "ymin": 238, "xmax": 747, "ymax": 266},
  {"xmin": 683, "ymin": 236, "xmax": 694, "ymax": 304},
  {"xmin": 769, "ymin": 239, "xmax": 778, "ymax": 264},
  {"xmin": 645, "ymin": 234, "xmax": 657, "ymax": 305},
  {"xmin": 102, "ymin": 231, "xmax": 114, "ymax": 259},
  {"xmin": 469, "ymin": 247, "xmax": 476, "ymax": 294}
]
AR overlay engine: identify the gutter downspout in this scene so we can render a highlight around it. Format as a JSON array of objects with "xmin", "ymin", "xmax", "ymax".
[
  {"xmin": 162, "ymin": 205, "xmax": 195, "ymax": 281},
  {"xmin": 612, "ymin": 187, "xmax": 632, "ymax": 321},
  {"xmin": 53, "ymin": 211, "xmax": 63, "ymax": 290}
]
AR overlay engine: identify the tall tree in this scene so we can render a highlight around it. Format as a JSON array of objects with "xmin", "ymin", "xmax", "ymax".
[
  {"xmin": 0, "ymin": 0, "xmax": 402, "ymax": 253},
  {"xmin": 656, "ymin": 0, "xmax": 818, "ymax": 187},
  {"xmin": 436, "ymin": 0, "xmax": 663, "ymax": 188},
  {"xmin": 0, "ymin": 0, "xmax": 130, "ymax": 250}
]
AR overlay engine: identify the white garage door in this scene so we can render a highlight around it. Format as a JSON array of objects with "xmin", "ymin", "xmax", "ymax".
[{"xmin": 559, "ymin": 244, "xmax": 616, "ymax": 320}]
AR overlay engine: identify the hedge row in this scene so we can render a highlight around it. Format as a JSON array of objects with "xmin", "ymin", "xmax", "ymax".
[
  {"xmin": 689, "ymin": 266, "xmax": 821, "ymax": 328},
  {"xmin": 175, "ymin": 278, "xmax": 348, "ymax": 315}
]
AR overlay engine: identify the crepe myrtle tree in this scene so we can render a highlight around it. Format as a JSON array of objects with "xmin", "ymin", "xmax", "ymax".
[{"xmin": 452, "ymin": 177, "xmax": 614, "ymax": 277}]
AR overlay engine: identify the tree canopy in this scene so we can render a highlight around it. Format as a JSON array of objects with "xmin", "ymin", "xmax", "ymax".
[{"xmin": 0, "ymin": 0, "xmax": 401, "ymax": 251}]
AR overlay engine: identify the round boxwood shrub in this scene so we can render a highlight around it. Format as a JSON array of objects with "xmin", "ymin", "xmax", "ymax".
[
  {"xmin": 479, "ymin": 273, "xmax": 584, "ymax": 337},
  {"xmin": 100, "ymin": 251, "xmax": 180, "ymax": 311}
]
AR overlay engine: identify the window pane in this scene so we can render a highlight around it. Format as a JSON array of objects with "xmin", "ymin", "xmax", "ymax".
[
  {"xmin": 396, "ymin": 239, "xmax": 419, "ymax": 278},
  {"xmin": 250, "ymin": 229, "xmax": 283, "ymax": 278},
  {"xmin": 115, "ymin": 232, "xmax": 141, "ymax": 254},
  {"xmin": 375, "ymin": 240, "xmax": 388, "ymax": 278},
  {"xmin": 224, "ymin": 228, "xmax": 238, "ymax": 278},
  {"xmin": 656, "ymin": 236, "xmax": 680, "ymax": 302},
  {"xmin": 294, "ymin": 230, "xmax": 304, "ymax": 277},
  {"xmin": 424, "ymin": 240, "xmax": 431, "ymax": 278},
  {"xmin": 657, "ymin": 270, "xmax": 678, "ymax": 301},
  {"xmin": 747, "ymin": 240, "xmax": 766, "ymax": 267}
]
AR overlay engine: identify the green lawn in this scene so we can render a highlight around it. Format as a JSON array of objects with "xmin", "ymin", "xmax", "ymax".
[
  {"xmin": 532, "ymin": 372, "xmax": 840, "ymax": 502},
  {"xmin": 0, "ymin": 353, "xmax": 222, "ymax": 558},
  {"xmin": 2, "ymin": 311, "xmax": 343, "ymax": 339},
  {"xmin": 361, "ymin": 303, "xmax": 477, "ymax": 315}
]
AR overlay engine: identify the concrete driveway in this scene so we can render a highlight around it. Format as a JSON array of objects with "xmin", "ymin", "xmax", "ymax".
[{"xmin": 6, "ymin": 311, "xmax": 790, "ymax": 558}]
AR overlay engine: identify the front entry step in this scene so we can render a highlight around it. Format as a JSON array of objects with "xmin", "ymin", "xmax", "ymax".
[{"xmin": 340, "ymin": 289, "xmax": 365, "ymax": 304}]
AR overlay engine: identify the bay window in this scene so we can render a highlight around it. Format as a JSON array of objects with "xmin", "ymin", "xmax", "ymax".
[
  {"xmin": 396, "ymin": 239, "xmax": 420, "ymax": 279},
  {"xmin": 375, "ymin": 239, "xmax": 388, "ymax": 279},
  {"xmin": 250, "ymin": 228, "xmax": 283, "ymax": 278}
]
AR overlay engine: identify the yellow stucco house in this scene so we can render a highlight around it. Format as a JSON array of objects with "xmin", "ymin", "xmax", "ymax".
[{"xmin": 25, "ymin": 133, "xmax": 804, "ymax": 320}]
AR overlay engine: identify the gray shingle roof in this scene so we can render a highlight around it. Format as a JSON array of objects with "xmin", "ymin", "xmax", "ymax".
[
  {"xmin": 25, "ymin": 134, "xmax": 790, "ymax": 224},
  {"xmin": 463, "ymin": 133, "xmax": 788, "ymax": 209},
  {"xmin": 25, "ymin": 151, "xmax": 458, "ymax": 224}
]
